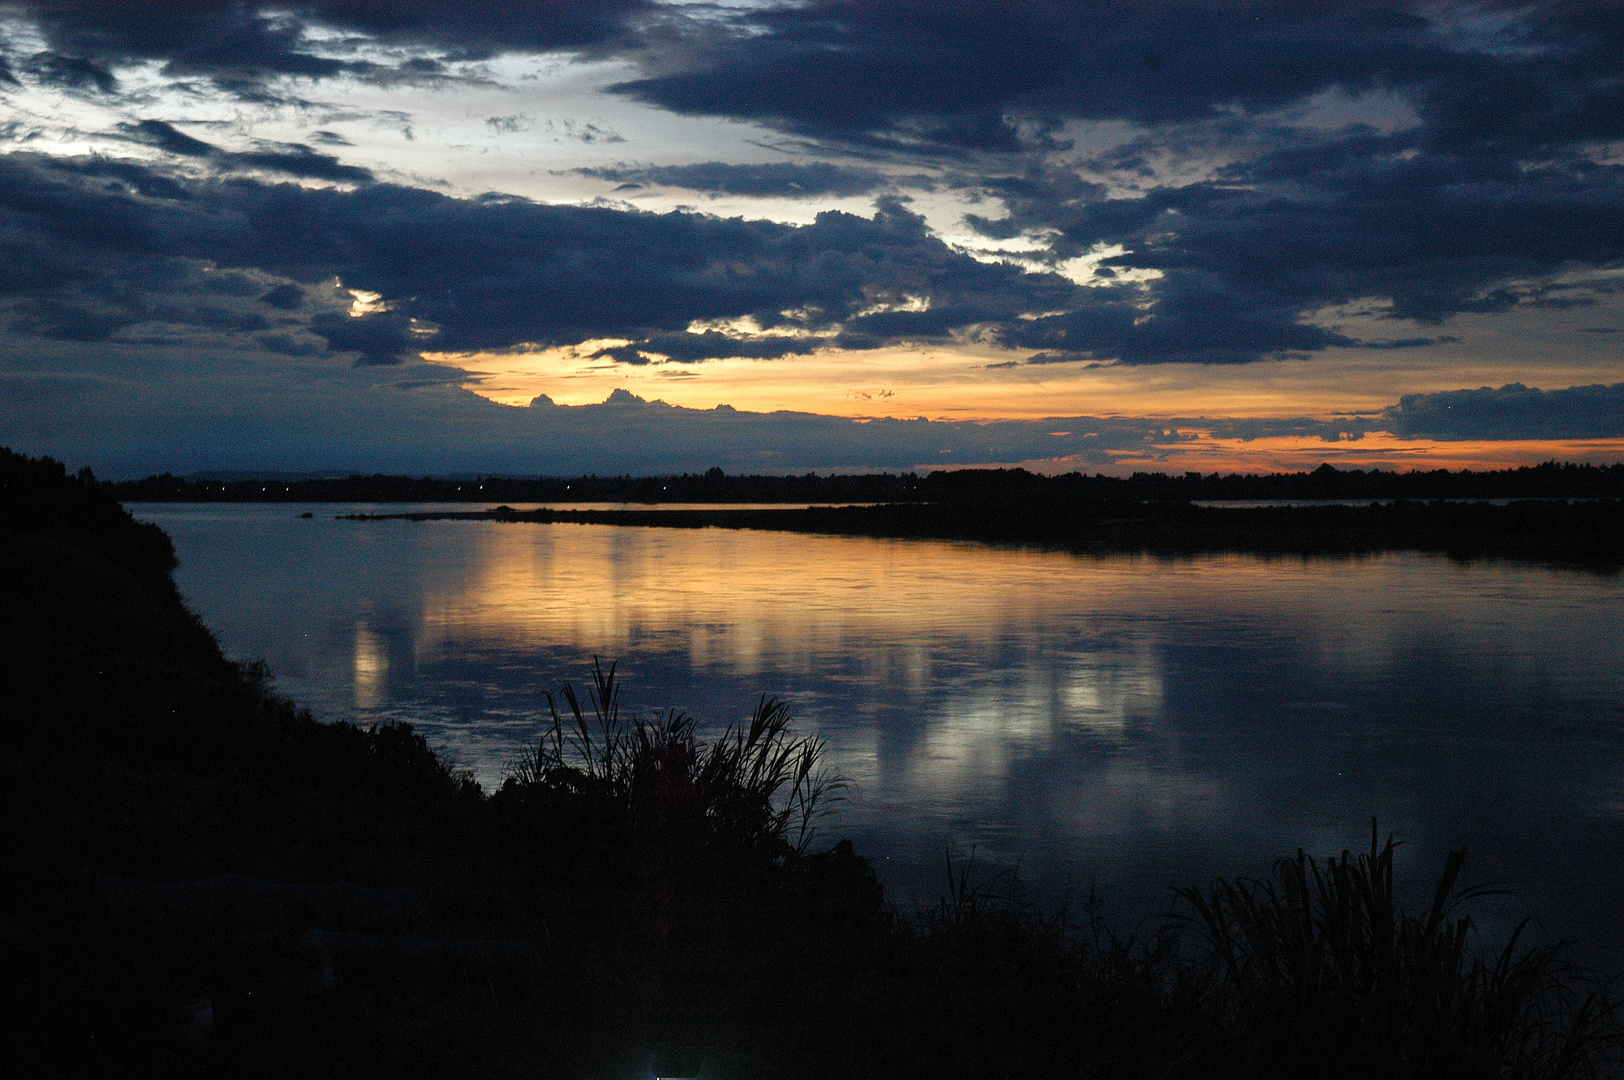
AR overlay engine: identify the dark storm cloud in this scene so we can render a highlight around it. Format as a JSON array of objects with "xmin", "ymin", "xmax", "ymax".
[
  {"xmin": 592, "ymin": 331, "xmax": 826, "ymax": 364},
  {"xmin": 294, "ymin": 0, "xmax": 652, "ymax": 54},
  {"xmin": 1188, "ymin": 143, "xmax": 1621, "ymax": 327},
  {"xmin": 307, "ymin": 311, "xmax": 415, "ymax": 365},
  {"xmin": 0, "ymin": 155, "xmax": 1094, "ymax": 360},
  {"xmin": 13, "ymin": 2, "xmax": 1624, "ymax": 165},
  {"xmin": 7, "ymin": 1, "xmax": 653, "ymax": 96},
  {"xmin": 8, "ymin": 299, "xmax": 138, "ymax": 342},
  {"xmin": 997, "ymin": 262, "xmax": 1360, "ymax": 367},
  {"xmin": 124, "ymin": 120, "xmax": 216, "ymax": 157},
  {"xmin": 609, "ymin": 2, "xmax": 1624, "ymax": 158},
  {"xmin": 195, "ymin": 271, "xmax": 262, "ymax": 298},
  {"xmin": 16, "ymin": 3, "xmax": 344, "ymax": 88},
  {"xmin": 1361, "ymin": 337, "xmax": 1457, "ymax": 351},
  {"xmin": 28, "ymin": 0, "xmax": 1611, "ymax": 158},
  {"xmin": 148, "ymin": 304, "xmax": 270, "ymax": 333},
  {"xmin": 254, "ymin": 331, "xmax": 324, "ymax": 356},
  {"xmin": 1411, "ymin": 20, "xmax": 1624, "ymax": 157},
  {"xmin": 983, "ymin": 136, "xmax": 1624, "ymax": 360},
  {"xmin": 574, "ymin": 161, "xmax": 907, "ymax": 198},
  {"xmin": 607, "ymin": 1, "xmax": 1462, "ymax": 151},
  {"xmin": 1199, "ymin": 415, "xmax": 1380, "ymax": 444},
  {"xmin": 599, "ymin": 2, "xmax": 1624, "ymax": 353},
  {"xmin": 1383, "ymin": 383, "xmax": 1624, "ymax": 440},
  {"xmin": 55, "ymin": 157, "xmax": 194, "ymax": 201},
  {"xmin": 4, "ymin": 2, "xmax": 1619, "ymax": 368},
  {"xmin": 121, "ymin": 121, "xmax": 375, "ymax": 182},
  {"xmin": 258, "ymin": 283, "xmax": 305, "ymax": 310},
  {"xmin": 9, "ymin": 142, "xmax": 1620, "ymax": 370},
  {"xmin": 224, "ymin": 146, "xmax": 374, "ymax": 182},
  {"xmin": 21, "ymin": 51, "xmax": 118, "ymax": 93}
]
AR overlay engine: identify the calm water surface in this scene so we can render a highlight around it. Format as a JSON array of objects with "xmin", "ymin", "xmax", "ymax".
[{"xmin": 132, "ymin": 503, "xmax": 1624, "ymax": 958}]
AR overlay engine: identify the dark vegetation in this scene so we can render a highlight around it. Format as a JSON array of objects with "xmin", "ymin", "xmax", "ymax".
[
  {"xmin": 5, "ymin": 446, "xmax": 1622, "ymax": 1078},
  {"xmin": 351, "ymin": 496, "xmax": 1624, "ymax": 565},
  {"xmin": 104, "ymin": 460, "xmax": 1624, "ymax": 505},
  {"xmin": 108, "ymin": 459, "xmax": 1624, "ymax": 563}
]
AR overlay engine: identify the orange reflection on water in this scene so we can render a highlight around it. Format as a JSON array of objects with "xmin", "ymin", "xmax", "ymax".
[
  {"xmin": 410, "ymin": 522, "xmax": 1183, "ymax": 790},
  {"xmin": 415, "ymin": 522, "xmax": 1164, "ymax": 679},
  {"xmin": 393, "ymin": 520, "xmax": 1622, "ymax": 841}
]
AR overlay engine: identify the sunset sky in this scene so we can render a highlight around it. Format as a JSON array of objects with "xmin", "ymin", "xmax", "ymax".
[{"xmin": 2, "ymin": 0, "xmax": 1621, "ymax": 477}]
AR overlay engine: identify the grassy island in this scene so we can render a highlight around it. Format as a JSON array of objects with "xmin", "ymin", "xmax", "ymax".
[
  {"xmin": 4, "ymin": 447, "xmax": 1621, "ymax": 1078},
  {"xmin": 344, "ymin": 495, "xmax": 1624, "ymax": 565}
]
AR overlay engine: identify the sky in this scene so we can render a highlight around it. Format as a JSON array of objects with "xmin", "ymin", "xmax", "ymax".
[{"xmin": 1, "ymin": 0, "xmax": 1621, "ymax": 478}]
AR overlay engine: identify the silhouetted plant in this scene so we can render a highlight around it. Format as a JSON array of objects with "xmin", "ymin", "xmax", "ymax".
[
  {"xmin": 504, "ymin": 659, "xmax": 844, "ymax": 858},
  {"xmin": 1175, "ymin": 820, "xmax": 1622, "ymax": 1079},
  {"xmin": 920, "ymin": 843, "xmax": 1019, "ymax": 939}
]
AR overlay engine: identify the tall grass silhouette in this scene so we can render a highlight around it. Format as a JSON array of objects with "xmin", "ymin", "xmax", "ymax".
[
  {"xmin": 505, "ymin": 659, "xmax": 843, "ymax": 858},
  {"xmin": 1175, "ymin": 821, "xmax": 1620, "ymax": 1079}
]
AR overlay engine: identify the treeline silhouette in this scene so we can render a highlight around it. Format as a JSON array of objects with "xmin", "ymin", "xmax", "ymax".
[{"xmin": 104, "ymin": 460, "xmax": 1624, "ymax": 504}]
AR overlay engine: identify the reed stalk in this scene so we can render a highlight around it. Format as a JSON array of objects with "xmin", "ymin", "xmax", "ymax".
[{"xmin": 505, "ymin": 659, "xmax": 844, "ymax": 858}]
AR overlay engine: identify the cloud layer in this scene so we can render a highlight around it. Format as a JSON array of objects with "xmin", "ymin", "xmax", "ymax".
[
  {"xmin": 0, "ymin": 154, "xmax": 1095, "ymax": 364},
  {"xmin": 1, "ymin": 1, "xmax": 1620, "ymax": 471},
  {"xmin": 3, "ymin": 2, "xmax": 1621, "ymax": 366}
]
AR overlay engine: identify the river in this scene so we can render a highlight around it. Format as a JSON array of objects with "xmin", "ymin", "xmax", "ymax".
[{"xmin": 130, "ymin": 502, "xmax": 1624, "ymax": 961}]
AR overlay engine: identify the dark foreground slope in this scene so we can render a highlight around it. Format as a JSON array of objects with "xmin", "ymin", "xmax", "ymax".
[
  {"xmin": 0, "ymin": 451, "xmax": 530, "ymax": 1075},
  {"xmin": 4, "ymin": 448, "xmax": 1619, "ymax": 1079}
]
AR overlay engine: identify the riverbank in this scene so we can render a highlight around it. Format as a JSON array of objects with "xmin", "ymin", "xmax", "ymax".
[{"xmin": 341, "ymin": 497, "xmax": 1624, "ymax": 565}]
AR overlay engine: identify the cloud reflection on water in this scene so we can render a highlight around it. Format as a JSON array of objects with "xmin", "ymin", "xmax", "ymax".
[
  {"xmin": 137, "ymin": 505, "xmax": 1624, "ymax": 952},
  {"xmin": 351, "ymin": 618, "xmax": 389, "ymax": 711}
]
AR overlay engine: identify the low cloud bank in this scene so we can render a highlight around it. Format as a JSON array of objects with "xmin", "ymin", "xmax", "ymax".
[{"xmin": 1385, "ymin": 383, "xmax": 1624, "ymax": 440}]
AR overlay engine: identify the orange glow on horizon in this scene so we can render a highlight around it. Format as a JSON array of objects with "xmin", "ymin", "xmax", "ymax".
[
  {"xmin": 421, "ymin": 340, "xmax": 1624, "ymax": 475},
  {"xmin": 428, "ymin": 341, "xmax": 1619, "ymax": 425},
  {"xmin": 1008, "ymin": 435, "xmax": 1624, "ymax": 477}
]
